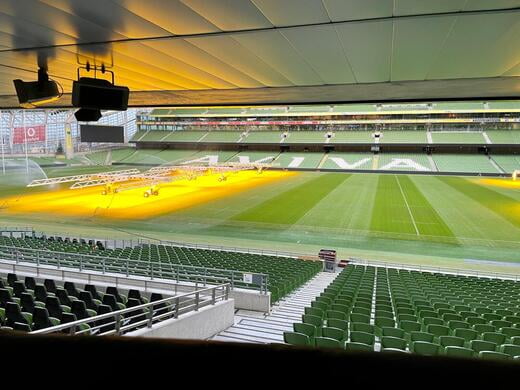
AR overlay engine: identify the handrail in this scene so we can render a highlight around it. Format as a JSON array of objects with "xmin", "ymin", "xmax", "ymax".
[
  {"xmin": 0, "ymin": 228, "xmax": 304, "ymax": 259},
  {"xmin": 30, "ymin": 284, "xmax": 230, "ymax": 336},
  {"xmin": 348, "ymin": 258, "xmax": 520, "ymax": 281},
  {"xmin": 0, "ymin": 227, "xmax": 35, "ymax": 234},
  {"xmin": 0, "ymin": 244, "xmax": 269, "ymax": 294}
]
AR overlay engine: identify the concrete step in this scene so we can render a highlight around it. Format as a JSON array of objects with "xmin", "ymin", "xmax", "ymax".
[{"xmin": 212, "ymin": 271, "xmax": 339, "ymax": 344}]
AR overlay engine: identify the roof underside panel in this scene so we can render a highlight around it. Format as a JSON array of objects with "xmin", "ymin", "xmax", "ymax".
[{"xmin": 0, "ymin": 0, "xmax": 519, "ymax": 107}]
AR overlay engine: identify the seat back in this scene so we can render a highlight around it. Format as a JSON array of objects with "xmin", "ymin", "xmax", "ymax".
[
  {"xmin": 7, "ymin": 273, "xmax": 17, "ymax": 287},
  {"xmin": 24, "ymin": 277, "xmax": 36, "ymax": 291},
  {"xmin": 12, "ymin": 281, "xmax": 26, "ymax": 298},
  {"xmin": 5, "ymin": 302, "xmax": 27, "ymax": 328},
  {"xmin": 45, "ymin": 296, "xmax": 64, "ymax": 320},
  {"xmin": 34, "ymin": 284, "xmax": 48, "ymax": 303},
  {"xmin": 79, "ymin": 291, "xmax": 98, "ymax": 311},
  {"xmin": 32, "ymin": 307, "xmax": 53, "ymax": 330},
  {"xmin": 56, "ymin": 288, "xmax": 73, "ymax": 306},
  {"xmin": 44, "ymin": 279, "xmax": 57, "ymax": 294},
  {"xmin": 20, "ymin": 293, "xmax": 35, "ymax": 314},
  {"xmin": 71, "ymin": 300, "xmax": 89, "ymax": 320},
  {"xmin": 85, "ymin": 284, "xmax": 101, "ymax": 300},
  {"xmin": 0, "ymin": 288, "xmax": 13, "ymax": 308},
  {"xmin": 64, "ymin": 282, "xmax": 79, "ymax": 298}
]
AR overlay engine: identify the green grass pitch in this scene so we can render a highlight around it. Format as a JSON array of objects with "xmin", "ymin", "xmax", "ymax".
[{"xmin": 1, "ymin": 167, "xmax": 519, "ymax": 273}]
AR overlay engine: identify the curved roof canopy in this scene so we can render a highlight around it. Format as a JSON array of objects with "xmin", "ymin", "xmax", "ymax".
[{"xmin": 0, "ymin": 0, "xmax": 519, "ymax": 107}]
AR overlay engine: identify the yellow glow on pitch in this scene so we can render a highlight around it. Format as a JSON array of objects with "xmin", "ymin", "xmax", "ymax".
[
  {"xmin": 475, "ymin": 178, "xmax": 520, "ymax": 190},
  {"xmin": 1, "ymin": 170, "xmax": 297, "ymax": 219}
]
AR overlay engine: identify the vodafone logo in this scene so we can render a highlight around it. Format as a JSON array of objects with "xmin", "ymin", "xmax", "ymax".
[{"xmin": 12, "ymin": 125, "xmax": 45, "ymax": 144}]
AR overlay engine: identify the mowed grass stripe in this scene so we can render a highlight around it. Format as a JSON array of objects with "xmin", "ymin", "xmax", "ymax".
[
  {"xmin": 370, "ymin": 175, "xmax": 417, "ymax": 235},
  {"xmin": 294, "ymin": 173, "xmax": 378, "ymax": 231},
  {"xmin": 232, "ymin": 173, "xmax": 350, "ymax": 225},
  {"xmin": 397, "ymin": 176, "xmax": 456, "ymax": 238},
  {"xmin": 438, "ymin": 176, "xmax": 520, "ymax": 228}
]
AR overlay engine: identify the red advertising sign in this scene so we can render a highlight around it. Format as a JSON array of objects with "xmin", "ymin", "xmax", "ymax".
[{"xmin": 12, "ymin": 125, "xmax": 46, "ymax": 144}]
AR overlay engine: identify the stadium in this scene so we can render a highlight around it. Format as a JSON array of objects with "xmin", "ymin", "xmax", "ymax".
[{"xmin": 1, "ymin": 0, "xmax": 520, "ymax": 378}]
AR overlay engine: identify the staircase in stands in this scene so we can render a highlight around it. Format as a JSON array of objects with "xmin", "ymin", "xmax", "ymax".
[{"xmin": 211, "ymin": 271, "xmax": 338, "ymax": 343}]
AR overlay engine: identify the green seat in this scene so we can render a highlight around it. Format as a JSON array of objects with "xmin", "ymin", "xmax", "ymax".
[
  {"xmin": 302, "ymin": 314, "xmax": 322, "ymax": 336},
  {"xmin": 491, "ymin": 320, "xmax": 512, "ymax": 329},
  {"xmin": 350, "ymin": 331, "xmax": 375, "ymax": 346},
  {"xmin": 315, "ymin": 336, "xmax": 342, "ymax": 349},
  {"xmin": 345, "ymin": 342, "xmax": 373, "ymax": 352},
  {"xmin": 350, "ymin": 313, "xmax": 370, "ymax": 324},
  {"xmin": 510, "ymin": 336, "xmax": 520, "ymax": 346},
  {"xmin": 439, "ymin": 336, "xmax": 465, "ymax": 348},
  {"xmin": 499, "ymin": 344, "xmax": 520, "ymax": 357},
  {"xmin": 478, "ymin": 351, "xmax": 510, "ymax": 360},
  {"xmin": 427, "ymin": 324, "xmax": 450, "ymax": 338},
  {"xmin": 375, "ymin": 317, "xmax": 395, "ymax": 330},
  {"xmin": 445, "ymin": 346, "xmax": 474, "ymax": 358},
  {"xmin": 398, "ymin": 314, "xmax": 418, "ymax": 322},
  {"xmin": 454, "ymin": 328, "xmax": 478, "ymax": 343},
  {"xmin": 467, "ymin": 317, "xmax": 486, "ymax": 326},
  {"xmin": 327, "ymin": 310, "xmax": 347, "ymax": 321},
  {"xmin": 470, "ymin": 340, "xmax": 497, "ymax": 354},
  {"xmin": 322, "ymin": 327, "xmax": 346, "ymax": 342},
  {"xmin": 294, "ymin": 323, "xmax": 317, "ymax": 346},
  {"xmin": 382, "ymin": 327, "xmax": 405, "ymax": 339},
  {"xmin": 350, "ymin": 322, "xmax": 375, "ymax": 334},
  {"xmin": 447, "ymin": 320, "xmax": 470, "ymax": 332},
  {"xmin": 283, "ymin": 332, "xmax": 310, "ymax": 347},
  {"xmin": 381, "ymin": 336, "xmax": 407, "ymax": 351},
  {"xmin": 410, "ymin": 331, "xmax": 434, "ymax": 343},
  {"xmin": 500, "ymin": 327, "xmax": 520, "ymax": 339},
  {"xmin": 422, "ymin": 317, "xmax": 444, "ymax": 328},
  {"xmin": 410, "ymin": 341, "xmax": 440, "ymax": 356},
  {"xmin": 472, "ymin": 324, "xmax": 495, "ymax": 334},
  {"xmin": 304, "ymin": 307, "xmax": 324, "ymax": 319},
  {"xmin": 375, "ymin": 310, "xmax": 394, "ymax": 319},
  {"xmin": 327, "ymin": 318, "xmax": 348, "ymax": 332},
  {"xmin": 481, "ymin": 332, "xmax": 507, "ymax": 345},
  {"xmin": 399, "ymin": 320, "xmax": 421, "ymax": 333}
]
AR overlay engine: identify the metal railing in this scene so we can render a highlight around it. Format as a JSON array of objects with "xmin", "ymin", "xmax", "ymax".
[
  {"xmin": 0, "ymin": 245, "xmax": 269, "ymax": 294},
  {"xmin": 0, "ymin": 229, "xmax": 304, "ymax": 259},
  {"xmin": 0, "ymin": 227, "xmax": 35, "ymax": 236},
  {"xmin": 348, "ymin": 258, "xmax": 520, "ymax": 281},
  {"xmin": 30, "ymin": 284, "xmax": 230, "ymax": 336}
]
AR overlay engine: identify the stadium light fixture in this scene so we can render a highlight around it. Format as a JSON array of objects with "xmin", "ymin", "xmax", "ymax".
[{"xmin": 13, "ymin": 67, "xmax": 62, "ymax": 108}]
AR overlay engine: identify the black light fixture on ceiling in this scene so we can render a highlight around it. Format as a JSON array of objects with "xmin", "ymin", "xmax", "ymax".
[
  {"xmin": 13, "ymin": 67, "xmax": 62, "ymax": 108},
  {"xmin": 72, "ymin": 62, "xmax": 129, "ymax": 122}
]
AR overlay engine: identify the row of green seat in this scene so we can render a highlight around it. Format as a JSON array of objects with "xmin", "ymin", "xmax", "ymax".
[
  {"xmin": 284, "ymin": 265, "xmax": 520, "ymax": 360},
  {"xmin": 0, "ymin": 236, "xmax": 322, "ymax": 302}
]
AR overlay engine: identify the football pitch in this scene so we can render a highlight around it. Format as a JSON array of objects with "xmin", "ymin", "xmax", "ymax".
[{"xmin": 1, "ymin": 166, "xmax": 519, "ymax": 273}]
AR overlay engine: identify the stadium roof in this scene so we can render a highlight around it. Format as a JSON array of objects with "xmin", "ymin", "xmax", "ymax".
[{"xmin": 0, "ymin": 0, "xmax": 519, "ymax": 108}]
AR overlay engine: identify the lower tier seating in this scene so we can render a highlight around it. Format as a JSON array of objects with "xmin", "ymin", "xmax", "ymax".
[
  {"xmin": 0, "ymin": 235, "xmax": 322, "ymax": 302},
  {"xmin": 0, "ymin": 272, "xmax": 160, "ymax": 334},
  {"xmin": 284, "ymin": 265, "xmax": 520, "ymax": 360}
]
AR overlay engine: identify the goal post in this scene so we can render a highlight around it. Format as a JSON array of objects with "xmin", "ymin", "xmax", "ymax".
[{"xmin": 513, "ymin": 170, "xmax": 520, "ymax": 181}]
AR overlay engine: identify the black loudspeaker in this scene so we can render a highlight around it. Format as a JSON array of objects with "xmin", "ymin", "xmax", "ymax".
[
  {"xmin": 75, "ymin": 108, "xmax": 102, "ymax": 122},
  {"xmin": 72, "ymin": 77, "xmax": 129, "ymax": 111}
]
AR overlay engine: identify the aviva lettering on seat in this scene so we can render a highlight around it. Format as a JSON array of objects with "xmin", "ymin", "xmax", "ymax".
[{"xmin": 180, "ymin": 154, "xmax": 430, "ymax": 171}]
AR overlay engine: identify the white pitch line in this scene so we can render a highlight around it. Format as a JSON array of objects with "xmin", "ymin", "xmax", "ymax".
[{"xmin": 395, "ymin": 175, "xmax": 419, "ymax": 236}]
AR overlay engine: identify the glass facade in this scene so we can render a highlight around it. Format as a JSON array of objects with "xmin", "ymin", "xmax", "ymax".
[{"xmin": 0, "ymin": 109, "xmax": 139, "ymax": 155}]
